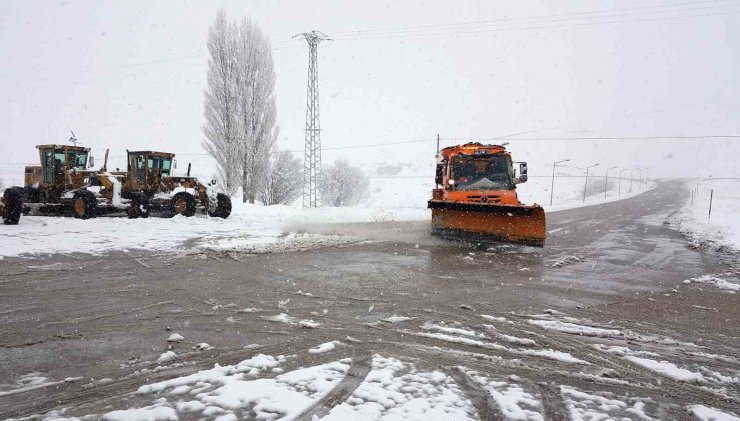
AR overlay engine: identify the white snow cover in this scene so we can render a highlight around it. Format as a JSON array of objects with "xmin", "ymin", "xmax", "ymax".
[
  {"xmin": 263, "ymin": 313, "xmax": 320, "ymax": 328},
  {"xmin": 308, "ymin": 341, "xmax": 343, "ymax": 354},
  {"xmin": 561, "ymin": 386, "xmax": 656, "ymax": 420},
  {"xmin": 0, "ymin": 373, "xmax": 82, "ymax": 398},
  {"xmin": 684, "ymin": 274, "xmax": 739, "ymax": 293},
  {"xmin": 166, "ymin": 333, "xmax": 184, "ymax": 342},
  {"xmin": 673, "ymin": 179, "xmax": 740, "ymax": 251},
  {"xmin": 688, "ymin": 405, "xmax": 740, "ymax": 421},
  {"xmin": 156, "ymin": 351, "xmax": 177, "ymax": 365},
  {"xmin": 411, "ymin": 330, "xmax": 588, "ymax": 364},
  {"xmin": 624, "ymin": 356, "xmax": 705, "ymax": 382},
  {"xmin": 464, "ymin": 369, "xmax": 544, "ymax": 421},
  {"xmin": 123, "ymin": 354, "xmax": 346, "ymax": 420},
  {"xmin": 381, "ymin": 315, "xmax": 414, "ymax": 323},
  {"xmin": 102, "ymin": 404, "xmax": 178, "ymax": 421},
  {"xmin": 528, "ymin": 319, "xmax": 623, "ymax": 337},
  {"xmin": 322, "ymin": 355, "xmax": 478, "ymax": 421}
]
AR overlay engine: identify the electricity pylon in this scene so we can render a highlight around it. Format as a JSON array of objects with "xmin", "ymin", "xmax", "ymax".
[{"xmin": 296, "ymin": 31, "xmax": 330, "ymax": 208}]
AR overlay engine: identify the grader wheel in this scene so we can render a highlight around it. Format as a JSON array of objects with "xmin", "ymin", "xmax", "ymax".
[
  {"xmin": 208, "ymin": 193, "xmax": 232, "ymax": 219},
  {"xmin": 127, "ymin": 193, "xmax": 150, "ymax": 219},
  {"xmin": 171, "ymin": 192, "xmax": 197, "ymax": 217},
  {"xmin": 72, "ymin": 190, "xmax": 97, "ymax": 220},
  {"xmin": 2, "ymin": 187, "xmax": 23, "ymax": 225}
]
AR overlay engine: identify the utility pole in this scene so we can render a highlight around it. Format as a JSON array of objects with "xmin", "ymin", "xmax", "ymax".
[
  {"xmin": 296, "ymin": 30, "xmax": 330, "ymax": 208},
  {"xmin": 604, "ymin": 166, "xmax": 617, "ymax": 198},
  {"xmin": 583, "ymin": 163, "xmax": 599, "ymax": 202},
  {"xmin": 550, "ymin": 159, "xmax": 570, "ymax": 206}
]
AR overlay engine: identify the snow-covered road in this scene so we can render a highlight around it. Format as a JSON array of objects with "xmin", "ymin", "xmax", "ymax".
[{"xmin": 2, "ymin": 181, "xmax": 738, "ymax": 420}]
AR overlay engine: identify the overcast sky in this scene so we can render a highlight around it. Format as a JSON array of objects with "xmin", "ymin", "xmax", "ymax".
[{"xmin": 1, "ymin": 0, "xmax": 738, "ymax": 184}]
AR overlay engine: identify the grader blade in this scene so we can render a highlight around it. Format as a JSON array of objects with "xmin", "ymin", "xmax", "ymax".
[{"xmin": 429, "ymin": 201, "xmax": 546, "ymax": 247}]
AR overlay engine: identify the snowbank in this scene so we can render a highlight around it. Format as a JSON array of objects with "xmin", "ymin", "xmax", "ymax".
[
  {"xmin": 0, "ymin": 169, "xmax": 655, "ymax": 258},
  {"xmin": 672, "ymin": 179, "xmax": 740, "ymax": 251}
]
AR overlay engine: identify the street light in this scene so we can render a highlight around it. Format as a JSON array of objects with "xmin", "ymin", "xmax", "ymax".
[
  {"xmin": 604, "ymin": 166, "xmax": 617, "ymax": 198},
  {"xmin": 583, "ymin": 163, "xmax": 599, "ymax": 202},
  {"xmin": 618, "ymin": 168, "xmax": 629, "ymax": 195},
  {"xmin": 642, "ymin": 166, "xmax": 651, "ymax": 188},
  {"xmin": 550, "ymin": 159, "xmax": 570, "ymax": 206},
  {"xmin": 630, "ymin": 167, "xmax": 641, "ymax": 193}
]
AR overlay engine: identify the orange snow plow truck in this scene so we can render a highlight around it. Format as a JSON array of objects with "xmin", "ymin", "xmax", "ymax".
[{"xmin": 428, "ymin": 142, "xmax": 546, "ymax": 247}]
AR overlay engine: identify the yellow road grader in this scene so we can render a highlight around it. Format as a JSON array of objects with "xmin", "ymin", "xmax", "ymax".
[{"xmin": 22, "ymin": 144, "xmax": 231, "ymax": 219}]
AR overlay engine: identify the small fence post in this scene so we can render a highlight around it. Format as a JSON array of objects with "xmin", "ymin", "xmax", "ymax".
[{"xmin": 708, "ymin": 189, "xmax": 713, "ymax": 219}]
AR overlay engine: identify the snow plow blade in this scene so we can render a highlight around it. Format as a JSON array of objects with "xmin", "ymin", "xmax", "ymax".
[{"xmin": 428, "ymin": 200, "xmax": 546, "ymax": 247}]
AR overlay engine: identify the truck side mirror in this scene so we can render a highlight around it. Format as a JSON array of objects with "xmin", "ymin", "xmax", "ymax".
[
  {"xmin": 519, "ymin": 162, "xmax": 528, "ymax": 183},
  {"xmin": 89, "ymin": 156, "xmax": 95, "ymax": 168}
]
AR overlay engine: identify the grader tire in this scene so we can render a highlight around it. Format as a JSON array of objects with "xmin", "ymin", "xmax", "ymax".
[
  {"xmin": 72, "ymin": 190, "xmax": 97, "ymax": 220},
  {"xmin": 208, "ymin": 193, "xmax": 232, "ymax": 219},
  {"xmin": 171, "ymin": 192, "xmax": 197, "ymax": 217},
  {"xmin": 128, "ymin": 193, "xmax": 150, "ymax": 219},
  {"xmin": 2, "ymin": 187, "xmax": 23, "ymax": 225}
]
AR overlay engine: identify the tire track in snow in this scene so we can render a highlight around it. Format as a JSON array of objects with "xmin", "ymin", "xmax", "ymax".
[
  {"xmin": 445, "ymin": 367, "xmax": 504, "ymax": 421},
  {"xmin": 537, "ymin": 383, "xmax": 569, "ymax": 421},
  {"xmin": 294, "ymin": 347, "xmax": 372, "ymax": 421}
]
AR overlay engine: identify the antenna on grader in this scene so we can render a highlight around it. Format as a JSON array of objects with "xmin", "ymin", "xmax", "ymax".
[{"xmin": 68, "ymin": 131, "xmax": 79, "ymax": 146}]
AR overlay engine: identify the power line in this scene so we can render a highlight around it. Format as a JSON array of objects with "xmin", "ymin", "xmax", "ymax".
[
  {"xmin": 332, "ymin": 8, "xmax": 740, "ymax": 41},
  {"xmin": 0, "ymin": 133, "xmax": 737, "ymax": 167},
  {"xmin": 330, "ymin": 0, "xmax": 739, "ymax": 37}
]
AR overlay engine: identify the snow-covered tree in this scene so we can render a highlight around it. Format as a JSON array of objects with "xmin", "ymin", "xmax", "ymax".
[
  {"xmin": 236, "ymin": 16, "xmax": 278, "ymax": 203},
  {"xmin": 202, "ymin": 10, "xmax": 241, "ymax": 196},
  {"xmin": 202, "ymin": 10, "xmax": 278, "ymax": 203},
  {"xmin": 258, "ymin": 150, "xmax": 302, "ymax": 205},
  {"xmin": 319, "ymin": 160, "xmax": 369, "ymax": 207}
]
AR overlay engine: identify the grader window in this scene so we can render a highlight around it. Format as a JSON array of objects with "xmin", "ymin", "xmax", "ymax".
[
  {"xmin": 133, "ymin": 154, "xmax": 147, "ymax": 183},
  {"xmin": 147, "ymin": 157, "xmax": 172, "ymax": 175},
  {"xmin": 66, "ymin": 151, "xmax": 88, "ymax": 169}
]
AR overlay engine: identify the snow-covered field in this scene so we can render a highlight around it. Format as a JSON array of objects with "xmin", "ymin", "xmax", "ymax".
[
  {"xmin": 672, "ymin": 179, "xmax": 740, "ymax": 252},
  {"xmin": 0, "ymin": 170, "xmax": 655, "ymax": 258}
]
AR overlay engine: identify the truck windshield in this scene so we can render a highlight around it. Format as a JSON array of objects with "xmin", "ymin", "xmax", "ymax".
[{"xmin": 451, "ymin": 153, "xmax": 513, "ymax": 190}]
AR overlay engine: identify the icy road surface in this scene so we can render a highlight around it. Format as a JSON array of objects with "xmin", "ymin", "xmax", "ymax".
[{"xmin": 1, "ymin": 181, "xmax": 739, "ymax": 420}]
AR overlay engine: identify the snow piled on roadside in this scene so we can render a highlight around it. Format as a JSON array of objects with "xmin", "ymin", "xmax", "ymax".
[
  {"xmin": 672, "ymin": 179, "xmax": 740, "ymax": 252},
  {"xmin": 0, "ymin": 204, "xmax": 425, "ymax": 258}
]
